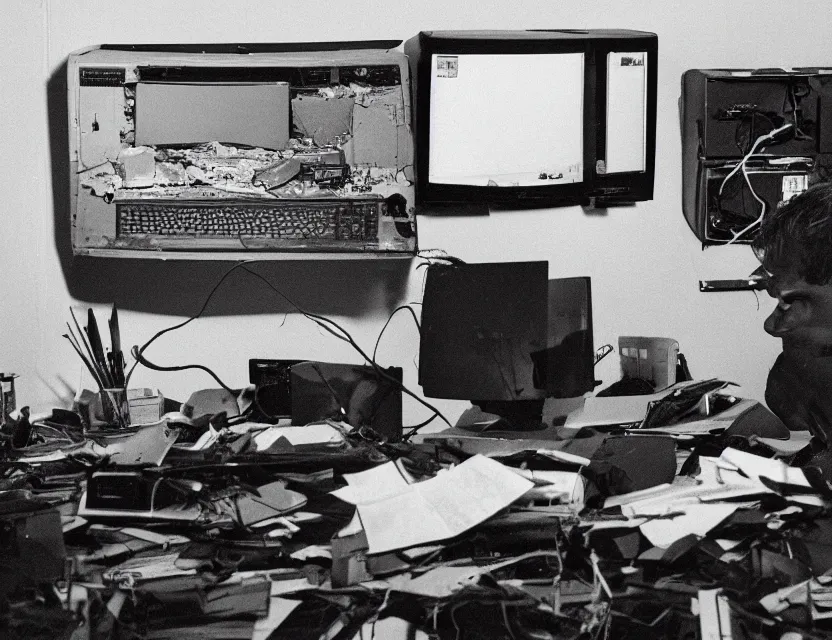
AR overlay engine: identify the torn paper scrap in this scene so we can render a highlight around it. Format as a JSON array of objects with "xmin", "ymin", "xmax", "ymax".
[
  {"xmin": 638, "ymin": 503, "xmax": 739, "ymax": 548},
  {"xmin": 330, "ymin": 460, "xmax": 414, "ymax": 504},
  {"xmin": 253, "ymin": 422, "xmax": 346, "ymax": 450},
  {"xmin": 92, "ymin": 419, "xmax": 179, "ymax": 466}
]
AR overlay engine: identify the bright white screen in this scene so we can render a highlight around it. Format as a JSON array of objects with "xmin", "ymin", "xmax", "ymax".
[
  {"xmin": 605, "ymin": 51, "xmax": 647, "ymax": 174},
  {"xmin": 428, "ymin": 53, "xmax": 584, "ymax": 187}
]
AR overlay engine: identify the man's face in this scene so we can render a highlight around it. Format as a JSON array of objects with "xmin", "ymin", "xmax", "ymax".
[
  {"xmin": 764, "ymin": 260, "xmax": 832, "ymax": 439},
  {"xmin": 764, "ymin": 258, "xmax": 832, "ymax": 351}
]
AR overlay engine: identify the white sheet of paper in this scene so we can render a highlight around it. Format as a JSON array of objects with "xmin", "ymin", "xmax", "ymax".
[
  {"xmin": 513, "ymin": 469, "xmax": 585, "ymax": 505},
  {"xmin": 357, "ymin": 455, "xmax": 533, "ymax": 554},
  {"xmin": 102, "ymin": 420, "xmax": 179, "ymax": 466},
  {"xmin": 564, "ymin": 390, "xmax": 672, "ymax": 428},
  {"xmin": 253, "ymin": 422, "xmax": 345, "ymax": 450},
  {"xmin": 532, "ymin": 448, "xmax": 592, "ymax": 467},
  {"xmin": 103, "ymin": 552, "xmax": 196, "ymax": 586},
  {"xmin": 698, "ymin": 589, "xmax": 734, "ymax": 640},
  {"xmin": 331, "ymin": 460, "xmax": 411, "ymax": 504},
  {"xmin": 604, "ymin": 483, "xmax": 673, "ymax": 509},
  {"xmin": 639, "ymin": 503, "xmax": 738, "ymax": 548},
  {"xmin": 387, "ymin": 565, "xmax": 484, "ymax": 598},
  {"xmin": 719, "ymin": 448, "xmax": 811, "ymax": 487}
]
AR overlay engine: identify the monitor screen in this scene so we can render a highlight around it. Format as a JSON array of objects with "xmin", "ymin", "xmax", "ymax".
[
  {"xmin": 428, "ymin": 53, "xmax": 584, "ymax": 188},
  {"xmin": 419, "ymin": 261, "xmax": 549, "ymax": 402},
  {"xmin": 418, "ymin": 261, "xmax": 595, "ymax": 404}
]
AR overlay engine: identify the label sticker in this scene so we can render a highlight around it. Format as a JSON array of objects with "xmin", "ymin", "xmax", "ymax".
[
  {"xmin": 782, "ymin": 175, "xmax": 809, "ymax": 202},
  {"xmin": 436, "ymin": 56, "xmax": 458, "ymax": 78},
  {"xmin": 619, "ymin": 53, "xmax": 645, "ymax": 67}
]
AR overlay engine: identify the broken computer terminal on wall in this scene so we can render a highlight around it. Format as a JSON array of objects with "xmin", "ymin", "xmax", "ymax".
[{"xmin": 68, "ymin": 42, "xmax": 417, "ymax": 258}]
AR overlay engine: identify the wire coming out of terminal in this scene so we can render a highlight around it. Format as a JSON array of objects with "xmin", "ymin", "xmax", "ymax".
[
  {"xmin": 129, "ymin": 259, "xmax": 451, "ymax": 437},
  {"xmin": 721, "ymin": 122, "xmax": 795, "ymax": 245}
]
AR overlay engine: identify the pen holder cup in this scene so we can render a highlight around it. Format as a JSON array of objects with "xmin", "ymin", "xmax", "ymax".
[{"xmin": 101, "ymin": 388, "xmax": 131, "ymax": 428}]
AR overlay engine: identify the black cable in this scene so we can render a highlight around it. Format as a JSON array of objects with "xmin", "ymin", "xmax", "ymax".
[
  {"xmin": 239, "ymin": 265, "xmax": 453, "ymax": 431},
  {"xmin": 372, "ymin": 305, "xmax": 421, "ymax": 362},
  {"xmin": 127, "ymin": 259, "xmax": 453, "ymax": 432},
  {"xmin": 132, "ymin": 354, "xmax": 235, "ymax": 394},
  {"xmin": 127, "ymin": 260, "xmax": 260, "ymax": 392},
  {"xmin": 367, "ymin": 303, "xmax": 427, "ymax": 434},
  {"xmin": 401, "ymin": 412, "xmax": 441, "ymax": 440}
]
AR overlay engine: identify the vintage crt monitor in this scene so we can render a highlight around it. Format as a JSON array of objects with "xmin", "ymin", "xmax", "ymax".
[
  {"xmin": 404, "ymin": 30, "xmax": 657, "ymax": 209},
  {"xmin": 681, "ymin": 68, "xmax": 832, "ymax": 245},
  {"xmin": 418, "ymin": 261, "xmax": 594, "ymax": 429},
  {"xmin": 68, "ymin": 42, "xmax": 417, "ymax": 258}
]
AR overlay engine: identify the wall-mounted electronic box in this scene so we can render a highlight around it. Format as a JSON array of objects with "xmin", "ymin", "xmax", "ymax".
[{"xmin": 682, "ymin": 68, "xmax": 832, "ymax": 245}]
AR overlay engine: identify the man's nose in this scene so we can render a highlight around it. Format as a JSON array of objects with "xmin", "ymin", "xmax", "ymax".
[{"xmin": 765, "ymin": 306, "xmax": 787, "ymax": 337}]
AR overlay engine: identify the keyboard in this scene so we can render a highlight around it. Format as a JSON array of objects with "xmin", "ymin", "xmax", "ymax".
[{"xmin": 117, "ymin": 198, "xmax": 381, "ymax": 241}]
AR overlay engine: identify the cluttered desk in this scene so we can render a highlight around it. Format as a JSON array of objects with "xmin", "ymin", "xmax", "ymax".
[
  {"xmin": 10, "ymin": 22, "xmax": 832, "ymax": 640},
  {"xmin": 1, "ymin": 255, "xmax": 828, "ymax": 640}
]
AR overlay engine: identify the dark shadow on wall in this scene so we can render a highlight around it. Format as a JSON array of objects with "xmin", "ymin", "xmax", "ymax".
[{"xmin": 46, "ymin": 60, "xmax": 411, "ymax": 318}]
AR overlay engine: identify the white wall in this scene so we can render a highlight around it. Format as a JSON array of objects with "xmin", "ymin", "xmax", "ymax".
[{"xmin": 3, "ymin": 0, "xmax": 815, "ymax": 429}]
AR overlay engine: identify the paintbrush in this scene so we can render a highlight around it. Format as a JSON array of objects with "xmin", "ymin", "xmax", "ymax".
[
  {"xmin": 63, "ymin": 329, "xmax": 105, "ymax": 390},
  {"xmin": 108, "ymin": 304, "xmax": 125, "ymax": 387},
  {"xmin": 86, "ymin": 308, "xmax": 114, "ymax": 388},
  {"xmin": 70, "ymin": 308, "xmax": 101, "ymax": 381}
]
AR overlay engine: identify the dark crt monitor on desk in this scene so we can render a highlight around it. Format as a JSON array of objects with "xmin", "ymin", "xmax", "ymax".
[{"xmin": 418, "ymin": 260, "xmax": 595, "ymax": 430}]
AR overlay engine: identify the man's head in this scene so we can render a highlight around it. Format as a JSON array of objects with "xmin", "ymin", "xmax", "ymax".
[{"xmin": 752, "ymin": 182, "xmax": 832, "ymax": 348}]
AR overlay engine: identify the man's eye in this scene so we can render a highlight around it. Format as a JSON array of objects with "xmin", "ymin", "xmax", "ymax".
[
  {"xmin": 777, "ymin": 299, "xmax": 792, "ymax": 311},
  {"xmin": 779, "ymin": 295, "xmax": 806, "ymax": 309}
]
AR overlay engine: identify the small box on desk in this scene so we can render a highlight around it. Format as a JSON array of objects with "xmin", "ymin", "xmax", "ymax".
[
  {"xmin": 331, "ymin": 527, "xmax": 410, "ymax": 587},
  {"xmin": 127, "ymin": 388, "xmax": 164, "ymax": 425}
]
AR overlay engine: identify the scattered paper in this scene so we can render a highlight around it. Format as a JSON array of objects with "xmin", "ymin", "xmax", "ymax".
[
  {"xmin": 235, "ymin": 481, "xmax": 307, "ymax": 526},
  {"xmin": 387, "ymin": 565, "xmax": 484, "ymax": 598},
  {"xmin": 95, "ymin": 419, "xmax": 180, "ymax": 466},
  {"xmin": 639, "ymin": 504, "xmax": 739, "ymax": 548},
  {"xmin": 356, "ymin": 455, "xmax": 533, "ymax": 554},
  {"xmin": 720, "ymin": 448, "xmax": 811, "ymax": 488},
  {"xmin": 331, "ymin": 460, "xmax": 414, "ymax": 504},
  {"xmin": 698, "ymin": 588, "xmax": 735, "ymax": 640},
  {"xmin": 531, "ymin": 448, "xmax": 591, "ymax": 467},
  {"xmin": 510, "ymin": 468, "xmax": 585, "ymax": 506},
  {"xmin": 564, "ymin": 389, "xmax": 674, "ymax": 428},
  {"xmin": 760, "ymin": 576, "xmax": 832, "ymax": 620},
  {"xmin": 173, "ymin": 425, "xmax": 219, "ymax": 452},
  {"xmin": 103, "ymin": 553, "xmax": 197, "ymax": 588},
  {"xmin": 253, "ymin": 422, "xmax": 346, "ymax": 450}
]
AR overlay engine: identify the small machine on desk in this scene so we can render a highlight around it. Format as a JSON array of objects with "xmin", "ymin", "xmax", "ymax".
[{"xmin": 250, "ymin": 359, "xmax": 403, "ymax": 441}]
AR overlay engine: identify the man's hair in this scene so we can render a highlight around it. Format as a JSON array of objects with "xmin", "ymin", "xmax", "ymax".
[{"xmin": 752, "ymin": 181, "xmax": 832, "ymax": 285}]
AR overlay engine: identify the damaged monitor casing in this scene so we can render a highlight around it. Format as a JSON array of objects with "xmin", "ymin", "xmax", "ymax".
[{"xmin": 67, "ymin": 42, "xmax": 418, "ymax": 258}]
